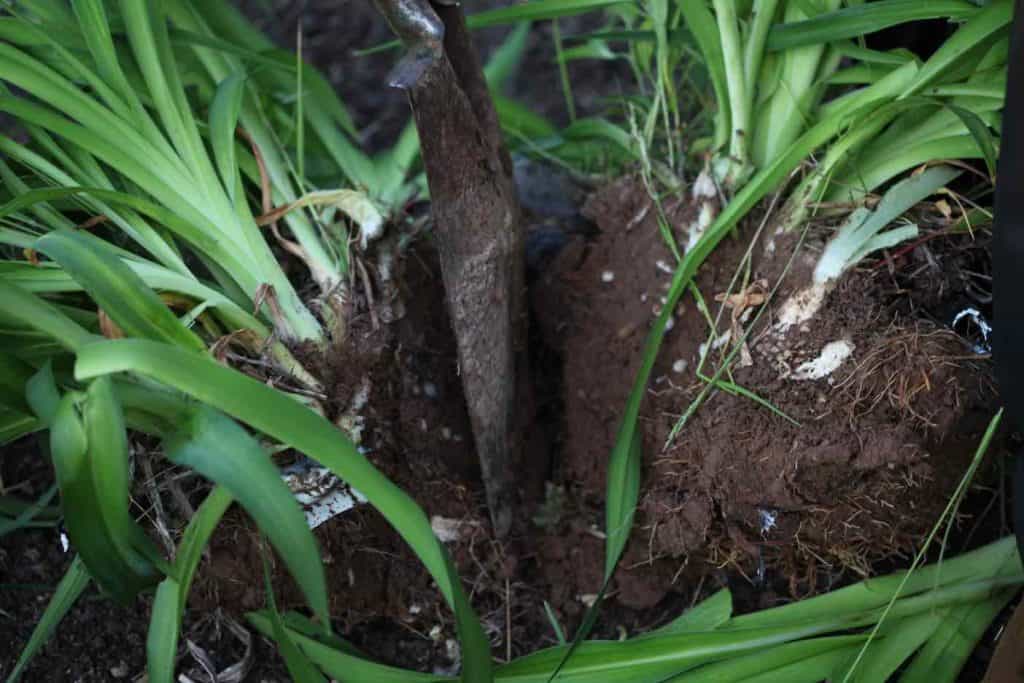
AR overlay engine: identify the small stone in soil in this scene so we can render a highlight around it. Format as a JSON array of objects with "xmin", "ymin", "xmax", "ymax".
[
  {"xmin": 672, "ymin": 359, "xmax": 687, "ymax": 374},
  {"xmin": 601, "ymin": 270, "xmax": 615, "ymax": 283}
]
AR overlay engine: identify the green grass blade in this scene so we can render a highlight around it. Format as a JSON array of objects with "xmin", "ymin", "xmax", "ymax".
[
  {"xmin": 0, "ymin": 486, "xmax": 61, "ymax": 522},
  {"xmin": 0, "ymin": 485, "xmax": 58, "ymax": 538},
  {"xmin": 898, "ymin": 589, "xmax": 1017, "ymax": 683},
  {"xmin": 83, "ymin": 376, "xmax": 168, "ymax": 573},
  {"xmin": 0, "ymin": 353, "xmax": 34, "ymax": 415},
  {"xmin": 832, "ymin": 612, "xmax": 941, "ymax": 682},
  {"xmin": 495, "ymin": 96, "xmax": 559, "ymax": 140},
  {"xmin": 744, "ymin": 0, "xmax": 781, "ymax": 88},
  {"xmin": 49, "ymin": 392, "xmax": 157, "ymax": 602},
  {"xmin": 679, "ymin": 1, "xmax": 731, "ymax": 150},
  {"xmin": 545, "ymin": 422, "xmax": 640, "ymax": 680},
  {"xmin": 247, "ymin": 613, "xmax": 450, "ymax": 683},
  {"xmin": 36, "ymin": 229, "xmax": 205, "ymax": 351},
  {"xmin": 0, "ymin": 187, "xmax": 254, "ymax": 291},
  {"xmin": 468, "ymin": 0, "xmax": 629, "ymax": 29},
  {"xmin": 767, "ymin": 0, "xmax": 980, "ymax": 50},
  {"xmin": 0, "ymin": 280, "xmax": 96, "ymax": 352},
  {"xmin": 70, "ymin": 0, "xmax": 166, "ymax": 149},
  {"xmin": 0, "ymin": 41, "xmax": 185, "ymax": 181},
  {"xmin": 605, "ymin": 429, "xmax": 641, "ymax": 577},
  {"xmin": 562, "ymin": 117, "xmax": 637, "ymax": 156},
  {"xmin": 740, "ymin": 644, "xmax": 863, "ymax": 683},
  {"xmin": 5, "ymin": 556, "xmax": 91, "ymax": 683},
  {"xmin": 730, "ymin": 539, "xmax": 1019, "ymax": 631},
  {"xmin": 119, "ymin": 1, "xmax": 217, "ymax": 190},
  {"xmin": 261, "ymin": 545, "xmax": 329, "ymax": 683},
  {"xmin": 0, "ymin": 409, "xmax": 40, "ymax": 445},
  {"xmin": 667, "ymin": 636, "xmax": 865, "ymax": 682},
  {"xmin": 902, "ymin": 0, "xmax": 1013, "ymax": 97},
  {"xmin": 209, "ymin": 72, "xmax": 246, "ymax": 200},
  {"xmin": 0, "ymin": 138, "xmax": 190, "ymax": 275},
  {"xmin": 647, "ymin": 589, "xmax": 733, "ymax": 637},
  {"xmin": 24, "ymin": 363, "xmax": 61, "ymax": 427},
  {"xmin": 163, "ymin": 406, "xmax": 328, "ymax": 626},
  {"xmin": 147, "ymin": 486, "xmax": 233, "ymax": 683},
  {"xmin": 543, "ymin": 601, "xmax": 568, "ymax": 645},
  {"xmin": 830, "ymin": 134, "xmax": 985, "ymax": 202},
  {"xmin": 75, "ymin": 339, "xmax": 492, "ymax": 681},
  {"xmin": 750, "ymin": 0, "xmax": 842, "ymax": 171},
  {"xmin": 170, "ymin": 486, "xmax": 233, "ymax": 602},
  {"xmin": 147, "ymin": 580, "xmax": 183, "ymax": 683},
  {"xmin": 943, "ymin": 102, "xmax": 998, "ymax": 179},
  {"xmin": 485, "ymin": 22, "xmax": 532, "ymax": 92}
]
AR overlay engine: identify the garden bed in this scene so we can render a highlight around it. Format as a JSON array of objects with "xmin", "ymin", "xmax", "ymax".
[{"xmin": 0, "ymin": 1, "xmax": 1015, "ymax": 681}]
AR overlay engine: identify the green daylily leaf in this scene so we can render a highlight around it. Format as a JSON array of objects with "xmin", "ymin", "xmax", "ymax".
[
  {"xmin": 647, "ymin": 589, "xmax": 733, "ymax": 637},
  {"xmin": 148, "ymin": 486, "xmax": 233, "ymax": 683},
  {"xmin": 49, "ymin": 392, "xmax": 157, "ymax": 603},
  {"xmin": 262, "ymin": 545, "xmax": 329, "ymax": 683},
  {"xmin": 35, "ymin": 229, "xmax": 205, "ymax": 351},
  {"xmin": 209, "ymin": 71, "xmax": 246, "ymax": 199},
  {"xmin": 767, "ymin": 0, "xmax": 979, "ymax": 50},
  {"xmin": 75, "ymin": 338, "xmax": 492, "ymax": 681},
  {"xmin": 162, "ymin": 405, "xmax": 329, "ymax": 627}
]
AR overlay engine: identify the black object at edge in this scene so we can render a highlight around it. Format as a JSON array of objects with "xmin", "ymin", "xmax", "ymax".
[{"xmin": 992, "ymin": 0, "xmax": 1024, "ymax": 563}]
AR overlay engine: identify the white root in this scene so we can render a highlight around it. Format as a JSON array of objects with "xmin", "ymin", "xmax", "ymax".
[
  {"xmin": 686, "ymin": 169, "xmax": 719, "ymax": 253},
  {"xmin": 788, "ymin": 339, "xmax": 855, "ymax": 381}
]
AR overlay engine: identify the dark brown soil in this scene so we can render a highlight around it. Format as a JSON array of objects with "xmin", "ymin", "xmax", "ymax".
[{"xmin": 533, "ymin": 177, "xmax": 999, "ymax": 609}]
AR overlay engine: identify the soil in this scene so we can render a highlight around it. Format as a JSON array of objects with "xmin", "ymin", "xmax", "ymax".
[
  {"xmin": 536, "ymin": 177, "xmax": 1000, "ymax": 609},
  {"xmin": 1, "ymin": 5, "xmax": 1015, "ymax": 683},
  {"xmin": 1, "ymin": 177, "xmax": 1010, "ymax": 681}
]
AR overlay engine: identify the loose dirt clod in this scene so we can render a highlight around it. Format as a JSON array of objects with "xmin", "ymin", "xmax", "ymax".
[{"xmin": 537, "ymin": 177, "xmax": 997, "ymax": 605}]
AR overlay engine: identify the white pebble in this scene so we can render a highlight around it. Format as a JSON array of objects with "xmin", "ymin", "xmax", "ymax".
[
  {"xmin": 655, "ymin": 260, "xmax": 674, "ymax": 275},
  {"xmin": 672, "ymin": 359, "xmax": 687, "ymax": 374},
  {"xmin": 665, "ymin": 317, "xmax": 675, "ymax": 331},
  {"xmin": 601, "ymin": 270, "xmax": 615, "ymax": 283},
  {"xmin": 423, "ymin": 382, "xmax": 439, "ymax": 399}
]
